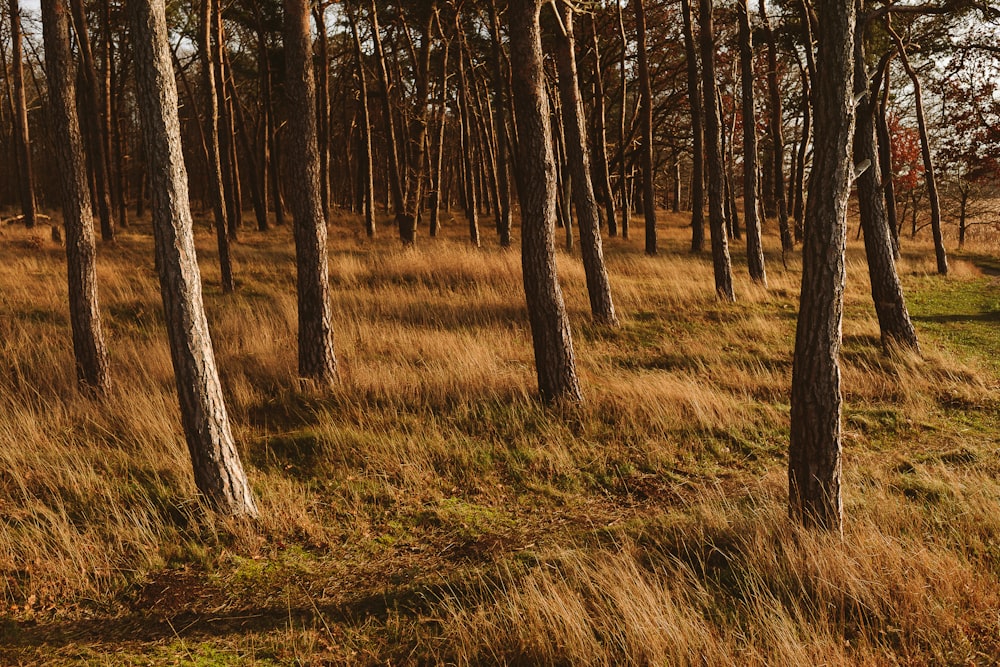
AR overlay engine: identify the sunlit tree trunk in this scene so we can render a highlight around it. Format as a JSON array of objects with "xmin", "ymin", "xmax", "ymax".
[
  {"xmin": 9, "ymin": 0, "xmax": 37, "ymax": 230},
  {"xmin": 41, "ymin": 0, "xmax": 110, "ymax": 393},
  {"xmin": 681, "ymin": 0, "xmax": 705, "ymax": 252},
  {"xmin": 509, "ymin": 0, "xmax": 582, "ymax": 403},
  {"xmin": 129, "ymin": 0, "xmax": 257, "ymax": 517},
  {"xmin": 737, "ymin": 0, "xmax": 766, "ymax": 285}
]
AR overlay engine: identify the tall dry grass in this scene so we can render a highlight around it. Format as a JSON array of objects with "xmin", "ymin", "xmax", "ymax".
[{"xmin": 0, "ymin": 211, "xmax": 998, "ymax": 664}]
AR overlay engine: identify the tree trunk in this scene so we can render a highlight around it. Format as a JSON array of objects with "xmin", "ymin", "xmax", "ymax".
[
  {"xmin": 633, "ymin": 0, "xmax": 657, "ymax": 255},
  {"xmin": 681, "ymin": 0, "xmax": 705, "ymax": 252},
  {"xmin": 792, "ymin": 51, "xmax": 811, "ymax": 242},
  {"xmin": 346, "ymin": 0, "xmax": 375, "ymax": 238},
  {"xmin": 129, "ymin": 0, "xmax": 257, "ymax": 518},
  {"xmin": 888, "ymin": 23, "xmax": 947, "ymax": 275},
  {"xmin": 487, "ymin": 0, "xmax": 513, "ymax": 247},
  {"xmin": 199, "ymin": 0, "xmax": 235, "ymax": 293},
  {"xmin": 369, "ymin": 0, "xmax": 405, "ymax": 224},
  {"xmin": 554, "ymin": 1, "xmax": 617, "ymax": 325},
  {"xmin": 456, "ymin": 34, "xmax": 480, "ymax": 247},
  {"xmin": 10, "ymin": 0, "xmax": 37, "ymax": 230},
  {"xmin": 853, "ymin": 31, "xmax": 918, "ymax": 352},
  {"xmin": 759, "ymin": 0, "xmax": 792, "ymax": 251},
  {"xmin": 587, "ymin": 12, "xmax": 617, "ymax": 237},
  {"xmin": 737, "ymin": 0, "xmax": 767, "ymax": 285},
  {"xmin": 789, "ymin": 0, "xmax": 855, "ymax": 533},
  {"xmin": 212, "ymin": 0, "xmax": 240, "ymax": 241},
  {"xmin": 876, "ymin": 67, "xmax": 899, "ymax": 257},
  {"xmin": 508, "ymin": 0, "xmax": 582, "ymax": 403},
  {"xmin": 41, "ymin": 0, "xmax": 110, "ymax": 394},
  {"xmin": 313, "ymin": 5, "xmax": 331, "ymax": 223},
  {"xmin": 616, "ymin": 0, "xmax": 630, "ymax": 240},
  {"xmin": 697, "ymin": 0, "xmax": 736, "ymax": 301},
  {"xmin": 284, "ymin": 0, "xmax": 339, "ymax": 387},
  {"xmin": 69, "ymin": 0, "xmax": 114, "ymax": 241}
]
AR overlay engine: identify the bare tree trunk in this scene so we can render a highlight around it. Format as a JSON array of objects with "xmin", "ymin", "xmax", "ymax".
[
  {"xmin": 789, "ymin": 0, "xmax": 855, "ymax": 533},
  {"xmin": 199, "ymin": 0, "xmax": 234, "ymax": 293},
  {"xmin": 681, "ymin": 0, "xmax": 705, "ymax": 252},
  {"xmin": 10, "ymin": 0, "xmax": 37, "ymax": 230},
  {"xmin": 792, "ymin": 53, "xmax": 811, "ymax": 242},
  {"xmin": 129, "ymin": 0, "xmax": 257, "ymax": 518},
  {"xmin": 854, "ymin": 31, "xmax": 918, "ymax": 352},
  {"xmin": 737, "ymin": 0, "xmax": 766, "ymax": 285},
  {"xmin": 888, "ymin": 23, "xmax": 946, "ymax": 275},
  {"xmin": 616, "ymin": 0, "xmax": 630, "ymax": 240},
  {"xmin": 554, "ymin": 1, "xmax": 618, "ymax": 326},
  {"xmin": 587, "ymin": 12, "xmax": 617, "ymax": 237},
  {"xmin": 487, "ymin": 0, "xmax": 512, "ymax": 247},
  {"xmin": 398, "ymin": 3, "xmax": 436, "ymax": 244},
  {"xmin": 632, "ymin": 0, "xmax": 657, "ymax": 255},
  {"xmin": 69, "ymin": 0, "xmax": 114, "ymax": 241},
  {"xmin": 759, "ymin": 0, "xmax": 792, "ymax": 251},
  {"xmin": 509, "ymin": 0, "xmax": 582, "ymax": 403},
  {"xmin": 456, "ymin": 31, "xmax": 480, "ymax": 247},
  {"xmin": 697, "ymin": 0, "xmax": 736, "ymax": 301},
  {"xmin": 284, "ymin": 0, "xmax": 339, "ymax": 387},
  {"xmin": 876, "ymin": 66, "xmax": 899, "ymax": 257},
  {"xmin": 346, "ymin": 0, "xmax": 375, "ymax": 238},
  {"xmin": 211, "ymin": 0, "xmax": 240, "ymax": 241},
  {"xmin": 41, "ymin": 0, "xmax": 110, "ymax": 394},
  {"xmin": 313, "ymin": 4, "xmax": 331, "ymax": 223},
  {"xmin": 369, "ymin": 0, "xmax": 405, "ymax": 225}
]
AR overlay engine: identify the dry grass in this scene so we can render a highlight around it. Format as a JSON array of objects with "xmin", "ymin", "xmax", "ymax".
[{"xmin": 0, "ymin": 210, "xmax": 998, "ymax": 665}]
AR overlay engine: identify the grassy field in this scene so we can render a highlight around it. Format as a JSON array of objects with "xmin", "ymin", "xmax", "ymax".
[{"xmin": 0, "ymin": 209, "xmax": 998, "ymax": 665}]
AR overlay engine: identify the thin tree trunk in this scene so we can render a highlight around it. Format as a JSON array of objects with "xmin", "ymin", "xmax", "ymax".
[
  {"xmin": 854, "ymin": 31, "xmax": 918, "ymax": 352},
  {"xmin": 369, "ymin": 0, "xmax": 405, "ymax": 223},
  {"xmin": 554, "ymin": 1, "xmax": 618, "ymax": 325},
  {"xmin": 698, "ymin": 0, "xmax": 736, "ymax": 300},
  {"xmin": 759, "ymin": 0, "xmax": 792, "ymax": 251},
  {"xmin": 456, "ymin": 30, "xmax": 480, "ymax": 247},
  {"xmin": 313, "ymin": 4, "xmax": 331, "ymax": 223},
  {"xmin": 211, "ymin": 0, "xmax": 240, "ymax": 241},
  {"xmin": 737, "ymin": 0, "xmax": 766, "ymax": 285},
  {"xmin": 634, "ymin": 0, "xmax": 657, "ymax": 255},
  {"xmin": 10, "ymin": 0, "xmax": 37, "ymax": 230},
  {"xmin": 509, "ymin": 0, "xmax": 582, "ymax": 403},
  {"xmin": 681, "ymin": 0, "xmax": 705, "ymax": 252},
  {"xmin": 69, "ymin": 0, "xmax": 114, "ymax": 241},
  {"xmin": 789, "ymin": 0, "xmax": 855, "ymax": 533},
  {"xmin": 487, "ymin": 0, "xmax": 513, "ymax": 247},
  {"xmin": 199, "ymin": 0, "xmax": 234, "ymax": 293},
  {"xmin": 588, "ymin": 12, "xmax": 617, "ymax": 236},
  {"xmin": 347, "ymin": 0, "xmax": 375, "ymax": 237},
  {"xmin": 41, "ymin": 0, "xmax": 110, "ymax": 393},
  {"xmin": 876, "ymin": 66, "xmax": 899, "ymax": 257},
  {"xmin": 616, "ymin": 0, "xmax": 630, "ymax": 240},
  {"xmin": 129, "ymin": 0, "xmax": 257, "ymax": 518},
  {"xmin": 284, "ymin": 0, "xmax": 339, "ymax": 387}
]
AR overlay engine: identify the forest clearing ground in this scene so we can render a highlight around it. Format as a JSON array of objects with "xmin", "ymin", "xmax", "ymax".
[{"xmin": 1, "ymin": 210, "xmax": 999, "ymax": 665}]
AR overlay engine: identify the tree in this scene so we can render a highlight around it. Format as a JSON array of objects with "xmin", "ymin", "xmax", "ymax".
[
  {"xmin": 508, "ymin": 0, "xmax": 582, "ymax": 403},
  {"xmin": 284, "ymin": 0, "xmax": 339, "ymax": 388},
  {"xmin": 758, "ymin": 0, "xmax": 792, "ymax": 251},
  {"xmin": 633, "ymin": 0, "xmax": 657, "ymax": 255},
  {"xmin": 554, "ymin": 0, "xmax": 619, "ymax": 326},
  {"xmin": 129, "ymin": 0, "xmax": 257, "ymax": 517},
  {"xmin": 852, "ymin": 23, "xmax": 918, "ymax": 352},
  {"xmin": 788, "ymin": 0, "xmax": 855, "ymax": 533},
  {"xmin": 737, "ymin": 0, "xmax": 766, "ymax": 285},
  {"xmin": 40, "ymin": 0, "xmax": 110, "ymax": 394},
  {"xmin": 680, "ymin": 0, "xmax": 705, "ymax": 252},
  {"xmin": 9, "ymin": 0, "xmax": 37, "ymax": 230},
  {"xmin": 697, "ymin": 0, "xmax": 736, "ymax": 301}
]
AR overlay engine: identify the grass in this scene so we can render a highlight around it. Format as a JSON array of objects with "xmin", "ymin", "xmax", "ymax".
[{"xmin": 0, "ymin": 209, "xmax": 998, "ymax": 665}]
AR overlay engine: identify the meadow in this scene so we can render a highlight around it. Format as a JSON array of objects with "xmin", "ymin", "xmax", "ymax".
[{"xmin": 0, "ymin": 209, "xmax": 998, "ymax": 665}]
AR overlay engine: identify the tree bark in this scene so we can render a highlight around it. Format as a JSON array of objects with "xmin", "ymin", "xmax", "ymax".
[
  {"xmin": 853, "ymin": 32, "xmax": 918, "ymax": 352},
  {"xmin": 737, "ymin": 0, "xmax": 767, "ymax": 285},
  {"xmin": 41, "ymin": 0, "xmax": 110, "ymax": 394},
  {"xmin": 759, "ymin": 0, "xmax": 792, "ymax": 251},
  {"xmin": 616, "ymin": 0, "xmax": 630, "ymax": 240},
  {"xmin": 789, "ymin": 0, "xmax": 855, "ymax": 533},
  {"xmin": 508, "ymin": 0, "xmax": 582, "ymax": 403},
  {"xmin": 129, "ymin": 0, "xmax": 257, "ymax": 518},
  {"xmin": 199, "ymin": 0, "xmax": 235, "ymax": 294},
  {"xmin": 587, "ymin": 12, "xmax": 617, "ymax": 237},
  {"xmin": 633, "ymin": 0, "xmax": 657, "ymax": 255},
  {"xmin": 487, "ymin": 0, "xmax": 513, "ymax": 247},
  {"xmin": 313, "ymin": 4, "xmax": 331, "ymax": 223},
  {"xmin": 554, "ymin": 2, "xmax": 617, "ymax": 325},
  {"xmin": 888, "ymin": 23, "xmax": 947, "ymax": 274},
  {"xmin": 69, "ymin": 0, "xmax": 114, "ymax": 241},
  {"xmin": 876, "ymin": 66, "xmax": 900, "ymax": 257},
  {"xmin": 346, "ymin": 0, "xmax": 375, "ymax": 237},
  {"xmin": 697, "ymin": 0, "xmax": 736, "ymax": 300},
  {"xmin": 681, "ymin": 0, "xmax": 705, "ymax": 253},
  {"xmin": 456, "ymin": 30, "xmax": 480, "ymax": 247},
  {"xmin": 369, "ymin": 0, "xmax": 405, "ymax": 226},
  {"xmin": 284, "ymin": 0, "xmax": 339, "ymax": 387},
  {"xmin": 9, "ymin": 0, "xmax": 37, "ymax": 230}
]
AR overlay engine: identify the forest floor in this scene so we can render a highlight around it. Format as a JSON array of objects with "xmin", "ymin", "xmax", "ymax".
[{"xmin": 0, "ymin": 210, "xmax": 998, "ymax": 665}]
